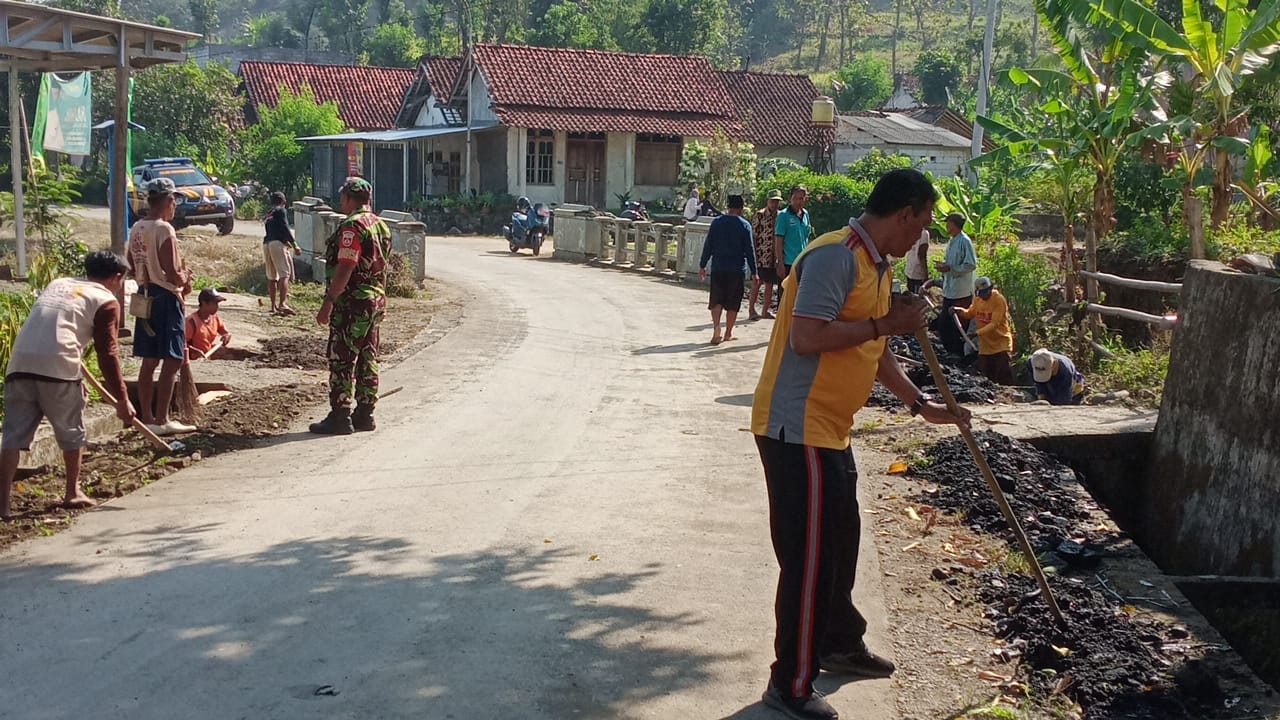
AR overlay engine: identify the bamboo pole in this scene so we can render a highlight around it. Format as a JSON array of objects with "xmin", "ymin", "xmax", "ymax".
[
  {"xmin": 1078, "ymin": 270, "xmax": 1182, "ymax": 294},
  {"xmin": 914, "ymin": 327, "xmax": 1067, "ymax": 627}
]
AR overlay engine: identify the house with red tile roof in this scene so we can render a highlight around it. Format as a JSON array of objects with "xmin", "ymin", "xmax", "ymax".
[
  {"xmin": 299, "ymin": 45, "xmax": 826, "ymax": 212},
  {"xmin": 239, "ymin": 60, "xmax": 415, "ymax": 131}
]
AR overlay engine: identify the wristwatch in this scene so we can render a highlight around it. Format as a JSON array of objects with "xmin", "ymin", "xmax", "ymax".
[{"xmin": 909, "ymin": 394, "xmax": 929, "ymax": 416}]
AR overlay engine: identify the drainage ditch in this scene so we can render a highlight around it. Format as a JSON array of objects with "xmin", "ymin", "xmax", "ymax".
[{"xmin": 1024, "ymin": 430, "xmax": 1280, "ymax": 692}]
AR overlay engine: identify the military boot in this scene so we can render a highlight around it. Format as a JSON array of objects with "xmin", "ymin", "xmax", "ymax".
[
  {"xmin": 352, "ymin": 405, "xmax": 376, "ymax": 432},
  {"xmin": 309, "ymin": 407, "xmax": 354, "ymax": 435}
]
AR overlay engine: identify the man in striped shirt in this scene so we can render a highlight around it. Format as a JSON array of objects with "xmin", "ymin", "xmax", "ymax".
[{"xmin": 751, "ymin": 169, "xmax": 971, "ymax": 720}]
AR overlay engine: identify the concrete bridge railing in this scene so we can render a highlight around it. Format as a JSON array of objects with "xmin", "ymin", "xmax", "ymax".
[
  {"xmin": 555, "ymin": 212, "xmax": 710, "ymax": 283},
  {"xmin": 292, "ymin": 199, "xmax": 427, "ymax": 287}
]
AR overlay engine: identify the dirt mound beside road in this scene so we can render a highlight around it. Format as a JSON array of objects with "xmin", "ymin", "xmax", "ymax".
[
  {"xmin": 253, "ymin": 335, "xmax": 329, "ymax": 370},
  {"xmin": 978, "ymin": 570, "xmax": 1229, "ymax": 720}
]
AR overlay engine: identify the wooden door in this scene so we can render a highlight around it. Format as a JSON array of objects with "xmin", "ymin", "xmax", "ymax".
[{"xmin": 566, "ymin": 140, "xmax": 607, "ymax": 208}]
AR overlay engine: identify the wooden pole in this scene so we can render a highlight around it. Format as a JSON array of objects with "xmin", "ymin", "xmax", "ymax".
[
  {"xmin": 17, "ymin": 96, "xmax": 47, "ymax": 250},
  {"xmin": 914, "ymin": 327, "xmax": 1068, "ymax": 627},
  {"xmin": 8, "ymin": 69, "xmax": 27, "ymax": 277},
  {"xmin": 110, "ymin": 32, "xmax": 129, "ymax": 257},
  {"xmin": 1078, "ymin": 270, "xmax": 1182, "ymax": 294}
]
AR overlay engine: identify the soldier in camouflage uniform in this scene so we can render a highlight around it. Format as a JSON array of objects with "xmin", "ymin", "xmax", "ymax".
[{"xmin": 310, "ymin": 177, "xmax": 393, "ymax": 435}]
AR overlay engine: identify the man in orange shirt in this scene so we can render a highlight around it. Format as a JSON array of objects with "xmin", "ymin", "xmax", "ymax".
[
  {"xmin": 952, "ymin": 276, "xmax": 1014, "ymax": 384},
  {"xmin": 185, "ymin": 288, "xmax": 232, "ymax": 360}
]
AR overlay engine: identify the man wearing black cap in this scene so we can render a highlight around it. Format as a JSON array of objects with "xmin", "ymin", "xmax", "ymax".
[
  {"xmin": 185, "ymin": 288, "xmax": 232, "ymax": 360},
  {"xmin": 698, "ymin": 194, "xmax": 757, "ymax": 345}
]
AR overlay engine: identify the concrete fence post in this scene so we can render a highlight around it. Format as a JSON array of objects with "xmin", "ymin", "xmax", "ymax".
[
  {"xmin": 632, "ymin": 220, "xmax": 652, "ymax": 267},
  {"xmin": 615, "ymin": 219, "xmax": 633, "ymax": 265},
  {"xmin": 681, "ymin": 218, "xmax": 712, "ymax": 282}
]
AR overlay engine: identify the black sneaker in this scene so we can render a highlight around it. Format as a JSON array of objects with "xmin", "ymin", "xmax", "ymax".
[
  {"xmin": 762, "ymin": 683, "xmax": 838, "ymax": 720},
  {"xmin": 820, "ymin": 645, "xmax": 896, "ymax": 678}
]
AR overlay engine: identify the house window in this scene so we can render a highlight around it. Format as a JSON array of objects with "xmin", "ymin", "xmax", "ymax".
[
  {"xmin": 526, "ymin": 129, "xmax": 554, "ymax": 185},
  {"xmin": 635, "ymin": 133, "xmax": 681, "ymax": 186}
]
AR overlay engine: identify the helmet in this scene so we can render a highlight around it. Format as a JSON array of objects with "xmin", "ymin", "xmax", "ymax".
[{"xmin": 516, "ymin": 196, "xmax": 531, "ymax": 209}]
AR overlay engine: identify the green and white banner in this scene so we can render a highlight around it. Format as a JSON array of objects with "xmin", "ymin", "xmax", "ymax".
[{"xmin": 31, "ymin": 72, "xmax": 93, "ymax": 156}]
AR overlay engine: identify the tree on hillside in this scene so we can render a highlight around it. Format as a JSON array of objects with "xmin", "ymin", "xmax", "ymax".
[
  {"xmin": 241, "ymin": 14, "xmax": 305, "ymax": 48},
  {"xmin": 832, "ymin": 56, "xmax": 892, "ymax": 110},
  {"xmin": 527, "ymin": 2, "xmax": 616, "ymax": 49},
  {"xmin": 913, "ymin": 48, "xmax": 963, "ymax": 105},
  {"xmin": 363, "ymin": 22, "xmax": 425, "ymax": 66},
  {"xmin": 187, "ymin": 0, "xmax": 218, "ymax": 38},
  {"xmin": 124, "ymin": 61, "xmax": 241, "ymax": 159},
  {"xmin": 639, "ymin": 0, "xmax": 728, "ymax": 57},
  {"xmin": 241, "ymin": 86, "xmax": 345, "ymax": 198}
]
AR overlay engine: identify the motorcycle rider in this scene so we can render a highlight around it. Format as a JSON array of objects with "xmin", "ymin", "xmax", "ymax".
[{"xmin": 621, "ymin": 201, "xmax": 649, "ymax": 221}]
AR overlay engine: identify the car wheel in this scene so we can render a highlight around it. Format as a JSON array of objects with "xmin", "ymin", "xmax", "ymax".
[{"xmin": 216, "ymin": 218, "xmax": 235, "ymax": 235}]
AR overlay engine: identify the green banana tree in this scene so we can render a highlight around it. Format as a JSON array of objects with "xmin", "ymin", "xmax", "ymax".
[
  {"xmin": 972, "ymin": 107, "xmax": 1091, "ymax": 303},
  {"xmin": 1084, "ymin": 0, "xmax": 1280, "ymax": 235},
  {"xmin": 984, "ymin": 0, "xmax": 1161, "ymax": 244},
  {"xmin": 1234, "ymin": 123, "xmax": 1280, "ymax": 225}
]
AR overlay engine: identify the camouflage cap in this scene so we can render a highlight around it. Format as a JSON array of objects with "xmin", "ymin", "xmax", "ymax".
[
  {"xmin": 145, "ymin": 177, "xmax": 176, "ymax": 196},
  {"xmin": 340, "ymin": 176, "xmax": 373, "ymax": 195}
]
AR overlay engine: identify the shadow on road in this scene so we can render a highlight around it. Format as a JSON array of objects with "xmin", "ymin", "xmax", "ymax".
[
  {"xmin": 2, "ymin": 532, "xmax": 728, "ymax": 718},
  {"xmin": 714, "ymin": 394, "xmax": 754, "ymax": 407},
  {"xmin": 631, "ymin": 342, "xmax": 709, "ymax": 355},
  {"xmin": 694, "ymin": 341, "xmax": 768, "ymax": 358}
]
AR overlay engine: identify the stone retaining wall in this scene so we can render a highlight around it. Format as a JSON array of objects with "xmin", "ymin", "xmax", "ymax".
[{"xmin": 1148, "ymin": 261, "xmax": 1280, "ymax": 576}]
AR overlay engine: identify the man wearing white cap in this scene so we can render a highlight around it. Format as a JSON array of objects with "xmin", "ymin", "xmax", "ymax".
[{"xmin": 1028, "ymin": 348, "xmax": 1085, "ymax": 405}]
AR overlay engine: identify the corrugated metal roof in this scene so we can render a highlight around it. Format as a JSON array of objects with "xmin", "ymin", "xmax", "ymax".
[{"xmin": 836, "ymin": 113, "xmax": 970, "ymax": 149}]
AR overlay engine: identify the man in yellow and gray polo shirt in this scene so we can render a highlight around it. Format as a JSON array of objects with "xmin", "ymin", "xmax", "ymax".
[{"xmin": 751, "ymin": 169, "xmax": 971, "ymax": 720}]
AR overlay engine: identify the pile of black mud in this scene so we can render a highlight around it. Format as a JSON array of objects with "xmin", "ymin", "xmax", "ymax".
[
  {"xmin": 908, "ymin": 431, "xmax": 1111, "ymax": 551},
  {"xmin": 865, "ymin": 335, "xmax": 999, "ymax": 407},
  {"xmin": 978, "ymin": 570, "xmax": 1229, "ymax": 720}
]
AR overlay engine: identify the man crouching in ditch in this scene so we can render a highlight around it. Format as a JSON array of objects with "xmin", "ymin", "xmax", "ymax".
[
  {"xmin": 310, "ymin": 177, "xmax": 392, "ymax": 435},
  {"xmin": 1, "ymin": 251, "xmax": 135, "ymax": 519}
]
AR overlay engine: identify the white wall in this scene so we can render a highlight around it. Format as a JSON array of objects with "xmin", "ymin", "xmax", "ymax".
[
  {"xmin": 507, "ymin": 126, "xmax": 524, "ymax": 198},
  {"xmin": 605, "ymin": 132, "xmax": 634, "ymax": 210},
  {"xmin": 834, "ymin": 143, "xmax": 969, "ymax": 178},
  {"xmin": 469, "ymin": 68, "xmax": 498, "ymax": 124},
  {"xmin": 756, "ymin": 144, "xmax": 810, "ymax": 165},
  {"xmin": 414, "ymin": 95, "xmax": 449, "ymax": 127}
]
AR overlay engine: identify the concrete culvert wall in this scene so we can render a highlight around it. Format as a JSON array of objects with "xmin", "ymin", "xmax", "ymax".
[{"xmin": 1148, "ymin": 261, "xmax": 1280, "ymax": 576}]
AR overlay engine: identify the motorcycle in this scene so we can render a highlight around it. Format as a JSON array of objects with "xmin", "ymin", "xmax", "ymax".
[
  {"xmin": 504, "ymin": 196, "xmax": 551, "ymax": 255},
  {"xmin": 620, "ymin": 201, "xmax": 649, "ymax": 221}
]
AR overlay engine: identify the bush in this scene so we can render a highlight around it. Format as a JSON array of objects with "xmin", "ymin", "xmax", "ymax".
[
  {"xmin": 1207, "ymin": 226, "xmax": 1280, "ymax": 262},
  {"xmin": 27, "ymin": 238, "xmax": 89, "ymax": 291},
  {"xmin": 1101, "ymin": 214, "xmax": 1189, "ymax": 263},
  {"xmin": 844, "ymin": 149, "xmax": 917, "ymax": 184},
  {"xmin": 0, "ymin": 292, "xmax": 35, "ymax": 411},
  {"xmin": 385, "ymin": 252, "xmax": 418, "ymax": 298},
  {"xmin": 236, "ymin": 197, "xmax": 266, "ymax": 221},
  {"xmin": 977, "ymin": 242, "xmax": 1056, "ymax": 356},
  {"xmin": 1091, "ymin": 337, "xmax": 1170, "ymax": 406},
  {"xmin": 409, "ymin": 191, "xmax": 516, "ymax": 215},
  {"xmin": 754, "ymin": 168, "xmax": 873, "ymax": 235}
]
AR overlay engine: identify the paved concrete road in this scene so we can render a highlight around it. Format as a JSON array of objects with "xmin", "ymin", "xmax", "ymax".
[{"xmin": 0, "ymin": 238, "xmax": 896, "ymax": 720}]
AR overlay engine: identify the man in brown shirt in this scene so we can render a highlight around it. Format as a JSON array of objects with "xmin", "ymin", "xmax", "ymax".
[
  {"xmin": 1, "ymin": 250, "xmax": 135, "ymax": 519},
  {"xmin": 747, "ymin": 189, "xmax": 783, "ymax": 320}
]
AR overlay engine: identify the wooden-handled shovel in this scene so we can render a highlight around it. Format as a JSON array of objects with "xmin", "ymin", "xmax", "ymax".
[
  {"xmin": 912, "ymin": 327, "xmax": 1067, "ymax": 627},
  {"xmin": 80, "ymin": 364, "xmax": 185, "ymax": 454}
]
